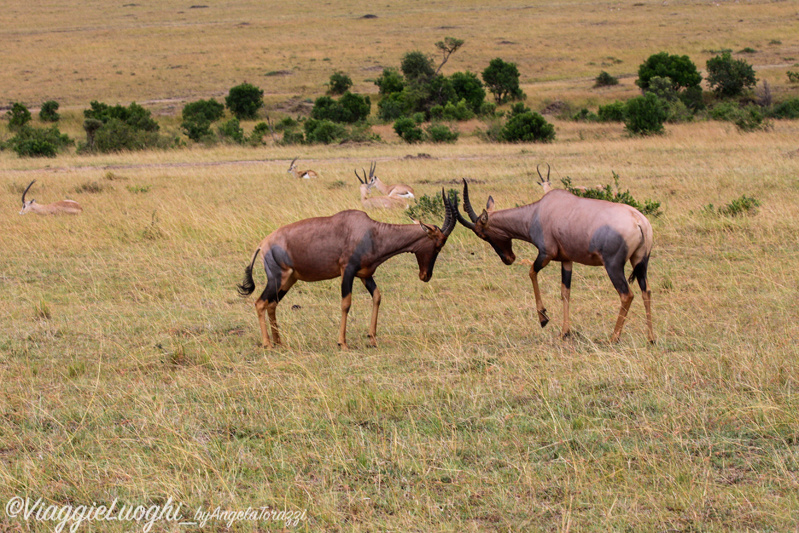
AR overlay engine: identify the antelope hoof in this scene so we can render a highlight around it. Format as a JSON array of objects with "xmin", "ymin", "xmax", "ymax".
[
  {"xmin": 538, "ymin": 309, "xmax": 550, "ymax": 328},
  {"xmin": 367, "ymin": 335, "xmax": 377, "ymax": 348},
  {"xmin": 338, "ymin": 342, "xmax": 349, "ymax": 351},
  {"xmin": 560, "ymin": 330, "xmax": 571, "ymax": 339}
]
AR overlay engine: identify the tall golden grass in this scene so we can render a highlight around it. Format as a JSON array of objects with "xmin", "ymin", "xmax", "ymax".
[{"xmin": 2, "ymin": 0, "xmax": 799, "ymax": 531}]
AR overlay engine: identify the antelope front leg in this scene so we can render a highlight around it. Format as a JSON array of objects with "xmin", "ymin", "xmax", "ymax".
[
  {"xmin": 529, "ymin": 253, "xmax": 551, "ymax": 327},
  {"xmin": 560, "ymin": 261, "xmax": 573, "ymax": 338},
  {"xmin": 362, "ymin": 277, "xmax": 381, "ymax": 347}
]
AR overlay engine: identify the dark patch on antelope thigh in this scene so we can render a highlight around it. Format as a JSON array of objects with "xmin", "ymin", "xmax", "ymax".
[{"xmin": 589, "ymin": 225, "xmax": 629, "ymax": 294}]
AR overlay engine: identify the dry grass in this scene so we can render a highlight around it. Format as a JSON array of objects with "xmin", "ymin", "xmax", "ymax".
[{"xmin": 3, "ymin": 0, "xmax": 799, "ymax": 531}]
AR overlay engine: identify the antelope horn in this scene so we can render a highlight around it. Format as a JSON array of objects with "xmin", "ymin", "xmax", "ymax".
[
  {"xmin": 461, "ymin": 178, "xmax": 479, "ymax": 223},
  {"xmin": 536, "ymin": 163, "xmax": 550, "ymax": 184},
  {"xmin": 354, "ymin": 169, "xmax": 365, "ymax": 184},
  {"xmin": 440, "ymin": 189, "xmax": 456, "ymax": 235},
  {"xmin": 289, "ymin": 157, "xmax": 298, "ymax": 168},
  {"xmin": 369, "ymin": 161, "xmax": 377, "ymax": 179},
  {"xmin": 453, "ymin": 181, "xmax": 476, "ymax": 230},
  {"xmin": 21, "ymin": 180, "xmax": 36, "ymax": 204}
]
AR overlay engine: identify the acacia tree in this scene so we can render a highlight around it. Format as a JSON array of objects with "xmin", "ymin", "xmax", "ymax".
[
  {"xmin": 706, "ymin": 52, "xmax": 757, "ymax": 97},
  {"xmin": 482, "ymin": 58, "xmax": 525, "ymax": 104},
  {"xmin": 635, "ymin": 52, "xmax": 702, "ymax": 92}
]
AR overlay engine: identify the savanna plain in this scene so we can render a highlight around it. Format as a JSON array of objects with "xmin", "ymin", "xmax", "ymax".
[{"xmin": 2, "ymin": 0, "xmax": 799, "ymax": 531}]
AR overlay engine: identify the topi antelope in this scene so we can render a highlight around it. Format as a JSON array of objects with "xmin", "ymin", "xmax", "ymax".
[
  {"xmin": 19, "ymin": 180, "xmax": 83, "ymax": 215},
  {"xmin": 362, "ymin": 161, "xmax": 415, "ymax": 199},
  {"xmin": 455, "ymin": 174, "xmax": 654, "ymax": 343},
  {"xmin": 287, "ymin": 158, "xmax": 318, "ymax": 179},
  {"xmin": 237, "ymin": 190, "xmax": 456, "ymax": 349},
  {"xmin": 355, "ymin": 166, "xmax": 408, "ymax": 210}
]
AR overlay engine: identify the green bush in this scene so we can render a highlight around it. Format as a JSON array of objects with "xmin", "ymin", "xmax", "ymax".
[
  {"xmin": 312, "ymin": 92, "xmax": 371, "ymax": 123},
  {"xmin": 406, "ymin": 189, "xmax": 458, "ymax": 220},
  {"xmin": 450, "ymin": 71, "xmax": 486, "ymax": 112},
  {"xmin": 84, "ymin": 101, "xmax": 159, "ymax": 132},
  {"xmin": 706, "ymin": 52, "xmax": 757, "ymax": 97},
  {"xmin": 562, "ymin": 172, "xmax": 662, "ymax": 217},
  {"xmin": 598, "ymin": 101, "xmax": 625, "ymax": 122},
  {"xmin": 623, "ymin": 93, "xmax": 667, "ymax": 135},
  {"xmin": 787, "ymin": 71, "xmax": 799, "ymax": 84},
  {"xmin": 7, "ymin": 102, "xmax": 32, "ymax": 130},
  {"xmin": 482, "ymin": 58, "xmax": 525, "ymax": 104},
  {"xmin": 594, "ymin": 71, "xmax": 619, "ymax": 87},
  {"xmin": 636, "ymin": 52, "xmax": 702, "ymax": 91},
  {"xmin": 769, "ymin": 98, "xmax": 799, "ymax": 119},
  {"xmin": 39, "ymin": 101, "xmax": 60, "ymax": 122},
  {"xmin": 281, "ymin": 130, "xmax": 305, "ymax": 145},
  {"xmin": 572, "ymin": 108, "xmax": 598, "ymax": 122},
  {"xmin": 499, "ymin": 106, "xmax": 555, "ymax": 143},
  {"xmin": 328, "ymin": 71, "xmax": 353, "ymax": 95},
  {"xmin": 303, "ymin": 119, "xmax": 346, "ymax": 144},
  {"xmin": 427, "ymin": 124, "xmax": 459, "ymax": 143},
  {"xmin": 710, "ymin": 102, "xmax": 766, "ymax": 131},
  {"xmin": 401, "ymin": 51, "xmax": 435, "ymax": 83},
  {"xmin": 218, "ymin": 118, "xmax": 245, "ymax": 143},
  {"xmin": 181, "ymin": 99, "xmax": 225, "ymax": 141},
  {"xmin": 377, "ymin": 93, "xmax": 407, "ymax": 121},
  {"xmin": 703, "ymin": 195, "xmax": 761, "ymax": 217},
  {"xmin": 394, "ymin": 117, "xmax": 425, "ymax": 143},
  {"xmin": 8, "ymin": 125, "xmax": 72, "ymax": 158},
  {"xmin": 375, "ymin": 68, "xmax": 405, "ymax": 96},
  {"xmin": 225, "ymin": 83, "xmax": 264, "ymax": 120},
  {"xmin": 93, "ymin": 119, "xmax": 161, "ymax": 152}
]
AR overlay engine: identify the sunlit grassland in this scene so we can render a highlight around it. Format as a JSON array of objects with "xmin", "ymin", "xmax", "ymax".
[
  {"xmin": 2, "ymin": 0, "xmax": 799, "ymax": 110},
  {"xmin": 2, "ymin": 118, "xmax": 799, "ymax": 530}
]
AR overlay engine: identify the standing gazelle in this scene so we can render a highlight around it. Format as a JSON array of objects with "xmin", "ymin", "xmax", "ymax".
[
  {"xmin": 455, "ymin": 175, "xmax": 654, "ymax": 343},
  {"xmin": 238, "ymin": 190, "xmax": 456, "ymax": 349},
  {"xmin": 19, "ymin": 180, "xmax": 82, "ymax": 215},
  {"xmin": 287, "ymin": 158, "xmax": 318, "ymax": 179}
]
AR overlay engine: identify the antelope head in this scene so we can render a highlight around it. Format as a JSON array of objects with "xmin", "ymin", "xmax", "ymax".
[
  {"xmin": 413, "ymin": 189, "xmax": 457, "ymax": 281},
  {"xmin": 287, "ymin": 158, "xmax": 298, "ymax": 173},
  {"xmin": 455, "ymin": 179, "xmax": 516, "ymax": 265},
  {"xmin": 19, "ymin": 180, "xmax": 37, "ymax": 215},
  {"xmin": 537, "ymin": 163, "xmax": 553, "ymax": 194}
]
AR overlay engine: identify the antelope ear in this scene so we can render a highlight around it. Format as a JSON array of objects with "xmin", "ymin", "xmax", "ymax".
[
  {"xmin": 486, "ymin": 196, "xmax": 495, "ymax": 212},
  {"xmin": 418, "ymin": 221, "xmax": 438, "ymax": 238},
  {"xmin": 477, "ymin": 209, "xmax": 489, "ymax": 227}
]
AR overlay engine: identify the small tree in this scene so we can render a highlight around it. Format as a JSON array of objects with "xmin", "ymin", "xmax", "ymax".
[
  {"xmin": 450, "ymin": 71, "xmax": 486, "ymax": 113},
  {"xmin": 225, "ymin": 83, "xmax": 264, "ymax": 120},
  {"xmin": 499, "ymin": 104, "xmax": 555, "ymax": 143},
  {"xmin": 394, "ymin": 117, "xmax": 425, "ymax": 143},
  {"xmin": 482, "ymin": 58, "xmax": 525, "ymax": 104},
  {"xmin": 594, "ymin": 71, "xmax": 619, "ymax": 87},
  {"xmin": 7, "ymin": 102, "xmax": 32, "ymax": 130},
  {"xmin": 401, "ymin": 51, "xmax": 435, "ymax": 83},
  {"xmin": 39, "ymin": 101, "xmax": 60, "ymax": 122},
  {"xmin": 624, "ymin": 93, "xmax": 667, "ymax": 135},
  {"xmin": 328, "ymin": 71, "xmax": 353, "ymax": 95},
  {"xmin": 706, "ymin": 52, "xmax": 757, "ymax": 97},
  {"xmin": 375, "ymin": 68, "xmax": 405, "ymax": 95},
  {"xmin": 181, "ymin": 99, "xmax": 225, "ymax": 141},
  {"xmin": 433, "ymin": 37, "xmax": 465, "ymax": 75},
  {"xmin": 636, "ymin": 52, "xmax": 702, "ymax": 92}
]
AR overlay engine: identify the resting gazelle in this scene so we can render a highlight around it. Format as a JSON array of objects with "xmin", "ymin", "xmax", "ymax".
[{"xmin": 18, "ymin": 180, "xmax": 82, "ymax": 215}]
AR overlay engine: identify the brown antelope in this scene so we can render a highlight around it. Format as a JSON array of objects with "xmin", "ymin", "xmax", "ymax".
[
  {"xmin": 455, "ymin": 174, "xmax": 654, "ymax": 343},
  {"xmin": 355, "ymin": 167, "xmax": 408, "ymax": 210},
  {"xmin": 18, "ymin": 180, "xmax": 82, "ymax": 215},
  {"xmin": 287, "ymin": 158, "xmax": 318, "ymax": 179},
  {"xmin": 237, "ymin": 190, "xmax": 456, "ymax": 349},
  {"xmin": 362, "ymin": 161, "xmax": 415, "ymax": 199}
]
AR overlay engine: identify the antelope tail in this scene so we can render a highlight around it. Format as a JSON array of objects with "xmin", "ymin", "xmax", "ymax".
[{"xmin": 237, "ymin": 248, "xmax": 261, "ymax": 296}]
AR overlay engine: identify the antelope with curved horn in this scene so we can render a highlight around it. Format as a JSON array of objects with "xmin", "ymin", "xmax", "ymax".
[
  {"xmin": 363, "ymin": 161, "xmax": 415, "ymax": 199},
  {"xmin": 355, "ymin": 166, "xmax": 408, "ymax": 210},
  {"xmin": 455, "ymin": 174, "xmax": 654, "ymax": 343},
  {"xmin": 19, "ymin": 180, "xmax": 83, "ymax": 215},
  {"xmin": 237, "ymin": 190, "xmax": 457, "ymax": 349},
  {"xmin": 287, "ymin": 158, "xmax": 318, "ymax": 179}
]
